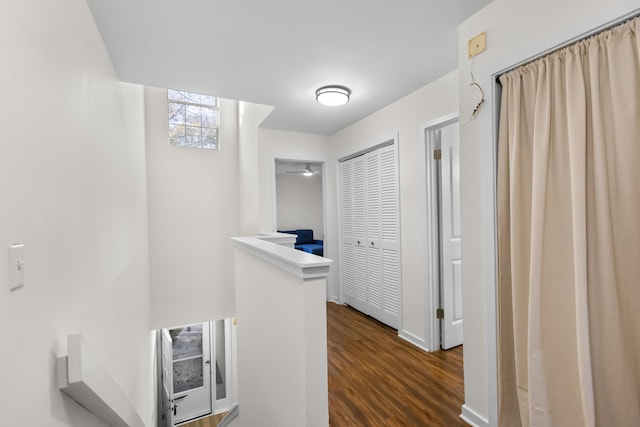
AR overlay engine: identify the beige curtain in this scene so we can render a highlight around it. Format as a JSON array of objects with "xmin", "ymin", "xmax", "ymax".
[{"xmin": 497, "ymin": 17, "xmax": 640, "ymax": 427}]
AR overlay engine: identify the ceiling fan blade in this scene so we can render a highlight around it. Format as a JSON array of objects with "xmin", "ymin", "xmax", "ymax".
[{"xmin": 283, "ymin": 163, "xmax": 317, "ymax": 175}]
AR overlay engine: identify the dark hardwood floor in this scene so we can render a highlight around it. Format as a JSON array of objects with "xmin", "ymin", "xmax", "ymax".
[{"xmin": 327, "ymin": 302, "xmax": 466, "ymax": 427}]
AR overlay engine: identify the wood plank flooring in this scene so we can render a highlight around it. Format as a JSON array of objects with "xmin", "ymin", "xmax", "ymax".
[
  {"xmin": 328, "ymin": 302, "xmax": 466, "ymax": 427},
  {"xmin": 179, "ymin": 411, "xmax": 226, "ymax": 427}
]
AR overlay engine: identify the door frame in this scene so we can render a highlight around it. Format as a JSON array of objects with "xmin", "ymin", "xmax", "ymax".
[
  {"xmin": 422, "ymin": 114, "xmax": 459, "ymax": 352},
  {"xmin": 272, "ymin": 156, "xmax": 329, "ymax": 298},
  {"xmin": 211, "ymin": 318, "xmax": 233, "ymax": 414}
]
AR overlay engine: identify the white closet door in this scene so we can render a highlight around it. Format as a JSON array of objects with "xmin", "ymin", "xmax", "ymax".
[
  {"xmin": 339, "ymin": 143, "xmax": 401, "ymax": 330},
  {"xmin": 365, "ymin": 151, "xmax": 383, "ymax": 313},
  {"xmin": 378, "ymin": 145, "xmax": 401, "ymax": 329},
  {"xmin": 352, "ymin": 156, "xmax": 368, "ymax": 313},
  {"xmin": 341, "ymin": 155, "xmax": 368, "ymax": 313},
  {"xmin": 340, "ymin": 160, "xmax": 356, "ymax": 304}
]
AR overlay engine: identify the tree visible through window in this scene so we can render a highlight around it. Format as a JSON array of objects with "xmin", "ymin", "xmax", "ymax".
[{"xmin": 168, "ymin": 89, "xmax": 218, "ymax": 149}]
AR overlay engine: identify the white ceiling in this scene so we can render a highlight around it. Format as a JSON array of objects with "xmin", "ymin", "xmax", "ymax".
[{"xmin": 86, "ymin": 0, "xmax": 491, "ymax": 135}]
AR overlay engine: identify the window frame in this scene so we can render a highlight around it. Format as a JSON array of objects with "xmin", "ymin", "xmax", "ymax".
[{"xmin": 167, "ymin": 89, "xmax": 219, "ymax": 150}]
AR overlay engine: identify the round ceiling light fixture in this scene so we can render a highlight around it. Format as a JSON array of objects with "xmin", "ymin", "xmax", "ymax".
[{"xmin": 315, "ymin": 85, "xmax": 351, "ymax": 106}]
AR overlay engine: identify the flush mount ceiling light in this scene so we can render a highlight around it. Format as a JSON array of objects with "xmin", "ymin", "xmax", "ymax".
[{"xmin": 315, "ymin": 85, "xmax": 351, "ymax": 106}]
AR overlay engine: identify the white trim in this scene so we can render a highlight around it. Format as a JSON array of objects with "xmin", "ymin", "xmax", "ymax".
[
  {"xmin": 336, "ymin": 134, "xmax": 397, "ymax": 162},
  {"xmin": 420, "ymin": 114, "xmax": 459, "ymax": 353},
  {"xmin": 257, "ymin": 232, "xmax": 297, "ymax": 247},
  {"xmin": 460, "ymin": 404, "xmax": 489, "ymax": 427},
  {"xmin": 391, "ymin": 132, "xmax": 404, "ymax": 332},
  {"xmin": 231, "ymin": 236, "xmax": 332, "ymax": 280},
  {"xmin": 270, "ymin": 158, "xmax": 278, "ymax": 232},
  {"xmin": 398, "ymin": 330, "xmax": 432, "ymax": 353},
  {"xmin": 212, "ymin": 318, "xmax": 234, "ymax": 414},
  {"xmin": 485, "ymin": 73, "xmax": 501, "ymax": 427},
  {"xmin": 420, "ymin": 112, "xmax": 459, "ymax": 132},
  {"xmin": 335, "ymin": 157, "xmax": 345, "ymax": 304}
]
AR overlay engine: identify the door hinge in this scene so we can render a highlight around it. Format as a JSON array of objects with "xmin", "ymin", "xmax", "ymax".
[
  {"xmin": 436, "ymin": 308, "xmax": 444, "ymax": 319},
  {"xmin": 433, "ymin": 149, "xmax": 442, "ymax": 160}
]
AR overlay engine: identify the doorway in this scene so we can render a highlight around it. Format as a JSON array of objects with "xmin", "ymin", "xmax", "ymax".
[
  {"xmin": 273, "ymin": 158, "xmax": 329, "ymax": 297},
  {"xmin": 160, "ymin": 319, "xmax": 234, "ymax": 426},
  {"xmin": 424, "ymin": 117, "xmax": 463, "ymax": 351},
  {"xmin": 274, "ymin": 159, "xmax": 325, "ymax": 239}
]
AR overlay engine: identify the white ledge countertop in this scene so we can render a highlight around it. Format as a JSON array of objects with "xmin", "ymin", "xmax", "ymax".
[{"xmin": 231, "ymin": 236, "xmax": 333, "ymax": 280}]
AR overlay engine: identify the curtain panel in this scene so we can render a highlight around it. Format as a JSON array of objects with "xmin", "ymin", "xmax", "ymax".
[{"xmin": 497, "ymin": 17, "xmax": 640, "ymax": 427}]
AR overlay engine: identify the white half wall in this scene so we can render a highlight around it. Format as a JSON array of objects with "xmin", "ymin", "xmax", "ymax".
[
  {"xmin": 329, "ymin": 70, "xmax": 459, "ymax": 340},
  {"xmin": 232, "ymin": 238, "xmax": 331, "ymax": 427},
  {"xmin": 0, "ymin": 0, "xmax": 153, "ymax": 425},
  {"xmin": 458, "ymin": 0, "xmax": 640, "ymax": 424},
  {"xmin": 276, "ymin": 174, "xmax": 324, "ymax": 238},
  {"xmin": 146, "ymin": 87, "xmax": 240, "ymax": 329}
]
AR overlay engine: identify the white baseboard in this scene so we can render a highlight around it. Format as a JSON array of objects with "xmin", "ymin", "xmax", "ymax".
[
  {"xmin": 460, "ymin": 404, "xmax": 489, "ymax": 427},
  {"xmin": 398, "ymin": 330, "xmax": 434, "ymax": 352}
]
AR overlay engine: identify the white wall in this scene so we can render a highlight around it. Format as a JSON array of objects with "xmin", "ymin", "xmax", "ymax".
[
  {"xmin": 458, "ymin": 0, "xmax": 640, "ymax": 425},
  {"xmin": 329, "ymin": 70, "xmax": 459, "ymax": 343},
  {"xmin": 238, "ymin": 102, "xmax": 275, "ymax": 235},
  {"xmin": 276, "ymin": 174, "xmax": 324, "ymax": 238},
  {"xmin": 146, "ymin": 88, "xmax": 241, "ymax": 329},
  {"xmin": 0, "ymin": 0, "xmax": 154, "ymax": 425}
]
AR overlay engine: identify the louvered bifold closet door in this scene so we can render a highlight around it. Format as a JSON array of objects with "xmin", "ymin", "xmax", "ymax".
[
  {"xmin": 341, "ymin": 155, "xmax": 369, "ymax": 313},
  {"xmin": 365, "ymin": 151, "xmax": 383, "ymax": 317},
  {"xmin": 339, "ymin": 143, "xmax": 401, "ymax": 330},
  {"xmin": 340, "ymin": 160, "xmax": 356, "ymax": 305},
  {"xmin": 351, "ymin": 156, "xmax": 369, "ymax": 312},
  {"xmin": 378, "ymin": 145, "xmax": 401, "ymax": 328}
]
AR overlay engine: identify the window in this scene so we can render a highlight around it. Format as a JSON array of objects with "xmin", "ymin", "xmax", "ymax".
[{"xmin": 168, "ymin": 89, "xmax": 218, "ymax": 149}]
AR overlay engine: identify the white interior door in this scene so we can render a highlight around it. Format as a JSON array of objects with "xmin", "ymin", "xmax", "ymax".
[
  {"xmin": 439, "ymin": 123, "xmax": 463, "ymax": 349},
  {"xmin": 163, "ymin": 323, "xmax": 212, "ymax": 424},
  {"xmin": 161, "ymin": 329, "xmax": 175, "ymax": 427}
]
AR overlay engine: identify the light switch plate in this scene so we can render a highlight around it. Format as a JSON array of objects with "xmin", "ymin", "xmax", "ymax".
[
  {"xmin": 9, "ymin": 243, "xmax": 25, "ymax": 291},
  {"xmin": 468, "ymin": 32, "xmax": 487, "ymax": 58}
]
